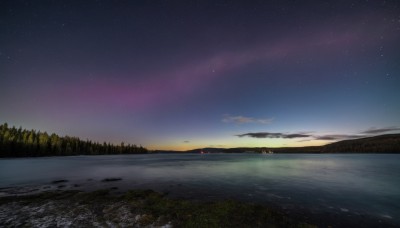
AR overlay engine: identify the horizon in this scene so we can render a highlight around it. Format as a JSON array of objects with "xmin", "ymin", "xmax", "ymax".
[
  {"xmin": 2, "ymin": 122, "xmax": 400, "ymax": 152},
  {"xmin": 1, "ymin": 1, "xmax": 400, "ymax": 150}
]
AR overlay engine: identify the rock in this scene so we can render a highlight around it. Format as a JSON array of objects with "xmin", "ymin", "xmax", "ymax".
[{"xmin": 101, "ymin": 178, "xmax": 122, "ymax": 182}]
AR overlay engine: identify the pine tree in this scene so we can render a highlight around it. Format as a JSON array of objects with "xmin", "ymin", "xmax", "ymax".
[{"xmin": 0, "ymin": 123, "xmax": 148, "ymax": 157}]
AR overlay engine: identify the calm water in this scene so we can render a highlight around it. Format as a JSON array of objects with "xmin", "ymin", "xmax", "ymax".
[{"xmin": 1, "ymin": 153, "xmax": 399, "ymax": 224}]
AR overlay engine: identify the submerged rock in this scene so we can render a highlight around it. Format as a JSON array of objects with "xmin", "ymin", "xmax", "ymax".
[
  {"xmin": 101, "ymin": 178, "xmax": 122, "ymax": 182},
  {"xmin": 51, "ymin": 180, "xmax": 68, "ymax": 184}
]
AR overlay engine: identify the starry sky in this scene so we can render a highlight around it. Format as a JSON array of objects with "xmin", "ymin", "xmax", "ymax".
[{"xmin": 1, "ymin": 0, "xmax": 400, "ymax": 150}]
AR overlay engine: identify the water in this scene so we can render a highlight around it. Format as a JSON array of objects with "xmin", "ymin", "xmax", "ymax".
[{"xmin": 1, "ymin": 153, "xmax": 399, "ymax": 225}]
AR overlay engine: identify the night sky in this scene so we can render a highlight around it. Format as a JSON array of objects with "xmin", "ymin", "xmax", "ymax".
[{"xmin": 1, "ymin": 0, "xmax": 400, "ymax": 150}]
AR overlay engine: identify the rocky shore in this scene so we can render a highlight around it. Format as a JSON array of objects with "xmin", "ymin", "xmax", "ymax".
[
  {"xmin": 0, "ymin": 189, "xmax": 317, "ymax": 227},
  {"xmin": 0, "ymin": 180, "xmax": 398, "ymax": 228}
]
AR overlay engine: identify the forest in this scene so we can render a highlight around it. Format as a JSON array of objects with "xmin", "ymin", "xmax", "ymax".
[{"xmin": 0, "ymin": 123, "xmax": 147, "ymax": 157}]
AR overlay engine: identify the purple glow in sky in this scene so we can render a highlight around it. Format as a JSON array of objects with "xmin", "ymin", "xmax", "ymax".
[{"xmin": 1, "ymin": 1, "xmax": 400, "ymax": 150}]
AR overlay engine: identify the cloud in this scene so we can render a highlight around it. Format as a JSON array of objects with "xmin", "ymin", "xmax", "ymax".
[
  {"xmin": 183, "ymin": 141, "xmax": 190, "ymax": 143},
  {"xmin": 237, "ymin": 126, "xmax": 400, "ymax": 142},
  {"xmin": 297, "ymin": 139, "xmax": 313, "ymax": 142},
  {"xmin": 236, "ymin": 132, "xmax": 361, "ymax": 141},
  {"xmin": 236, "ymin": 132, "xmax": 310, "ymax": 139},
  {"xmin": 222, "ymin": 115, "xmax": 273, "ymax": 124},
  {"xmin": 360, "ymin": 127, "xmax": 400, "ymax": 134},
  {"xmin": 313, "ymin": 134, "xmax": 364, "ymax": 140}
]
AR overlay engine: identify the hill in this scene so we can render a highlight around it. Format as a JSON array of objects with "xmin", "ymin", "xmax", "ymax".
[
  {"xmin": 185, "ymin": 134, "xmax": 400, "ymax": 154},
  {"xmin": 321, "ymin": 134, "xmax": 400, "ymax": 153}
]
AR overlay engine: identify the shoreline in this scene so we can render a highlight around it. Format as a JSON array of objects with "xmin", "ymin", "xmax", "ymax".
[
  {"xmin": 0, "ymin": 188, "xmax": 397, "ymax": 228},
  {"xmin": 0, "ymin": 189, "xmax": 315, "ymax": 228},
  {"xmin": 1, "ymin": 151, "xmax": 400, "ymax": 160}
]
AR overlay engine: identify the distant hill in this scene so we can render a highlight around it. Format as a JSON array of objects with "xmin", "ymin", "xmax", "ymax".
[
  {"xmin": 183, "ymin": 147, "xmax": 322, "ymax": 154},
  {"xmin": 184, "ymin": 134, "xmax": 400, "ymax": 154},
  {"xmin": 185, "ymin": 146, "xmax": 322, "ymax": 154},
  {"xmin": 321, "ymin": 134, "xmax": 400, "ymax": 153}
]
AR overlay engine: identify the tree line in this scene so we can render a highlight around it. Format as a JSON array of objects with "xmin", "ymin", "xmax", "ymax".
[{"xmin": 0, "ymin": 123, "xmax": 147, "ymax": 157}]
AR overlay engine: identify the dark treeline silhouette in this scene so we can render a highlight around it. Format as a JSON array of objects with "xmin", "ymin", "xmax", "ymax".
[
  {"xmin": 182, "ymin": 135, "xmax": 400, "ymax": 154},
  {"xmin": 0, "ymin": 123, "xmax": 147, "ymax": 157},
  {"xmin": 321, "ymin": 134, "xmax": 400, "ymax": 153}
]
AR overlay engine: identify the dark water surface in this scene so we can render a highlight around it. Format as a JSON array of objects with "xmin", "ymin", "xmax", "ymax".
[{"xmin": 1, "ymin": 153, "xmax": 399, "ymax": 226}]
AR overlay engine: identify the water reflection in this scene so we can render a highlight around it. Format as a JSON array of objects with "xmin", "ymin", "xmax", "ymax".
[{"xmin": 0, "ymin": 154, "xmax": 399, "ymax": 222}]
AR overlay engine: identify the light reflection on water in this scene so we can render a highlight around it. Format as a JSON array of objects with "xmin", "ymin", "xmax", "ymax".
[{"xmin": 0, "ymin": 153, "xmax": 399, "ymax": 222}]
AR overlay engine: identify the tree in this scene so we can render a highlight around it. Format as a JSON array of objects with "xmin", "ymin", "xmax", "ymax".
[{"xmin": 0, "ymin": 122, "xmax": 148, "ymax": 157}]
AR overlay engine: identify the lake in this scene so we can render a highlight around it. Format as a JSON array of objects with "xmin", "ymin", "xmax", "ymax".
[{"xmin": 1, "ymin": 153, "xmax": 399, "ymax": 226}]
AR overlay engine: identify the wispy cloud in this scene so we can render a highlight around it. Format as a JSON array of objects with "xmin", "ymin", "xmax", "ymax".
[
  {"xmin": 236, "ymin": 132, "xmax": 310, "ymax": 139},
  {"xmin": 297, "ymin": 139, "xmax": 313, "ymax": 142},
  {"xmin": 360, "ymin": 127, "xmax": 400, "ymax": 134},
  {"xmin": 183, "ymin": 140, "xmax": 190, "ymax": 143},
  {"xmin": 236, "ymin": 132, "xmax": 367, "ymax": 141},
  {"xmin": 313, "ymin": 134, "xmax": 364, "ymax": 140},
  {"xmin": 222, "ymin": 114, "xmax": 273, "ymax": 124},
  {"xmin": 237, "ymin": 126, "xmax": 400, "ymax": 142}
]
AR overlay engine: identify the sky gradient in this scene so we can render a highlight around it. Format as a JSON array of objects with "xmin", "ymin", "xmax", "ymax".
[{"xmin": 1, "ymin": 0, "xmax": 400, "ymax": 150}]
